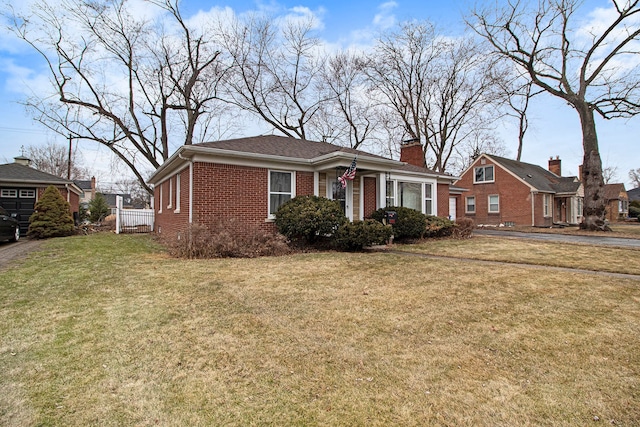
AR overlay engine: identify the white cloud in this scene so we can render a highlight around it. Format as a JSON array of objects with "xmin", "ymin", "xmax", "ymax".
[{"xmin": 373, "ymin": 1, "xmax": 398, "ymax": 29}]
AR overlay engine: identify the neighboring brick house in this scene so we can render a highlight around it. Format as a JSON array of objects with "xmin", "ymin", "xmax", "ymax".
[
  {"xmin": 0, "ymin": 157, "xmax": 82, "ymax": 233},
  {"xmin": 603, "ymin": 183, "xmax": 629, "ymax": 222},
  {"xmin": 147, "ymin": 135, "xmax": 458, "ymax": 239},
  {"xmin": 455, "ymin": 154, "xmax": 583, "ymax": 227}
]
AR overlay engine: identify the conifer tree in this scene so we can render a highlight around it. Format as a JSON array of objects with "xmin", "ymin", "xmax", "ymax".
[
  {"xmin": 28, "ymin": 186, "xmax": 75, "ymax": 238},
  {"xmin": 88, "ymin": 193, "xmax": 110, "ymax": 223}
]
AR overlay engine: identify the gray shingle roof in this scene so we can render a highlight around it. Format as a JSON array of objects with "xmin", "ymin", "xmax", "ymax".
[
  {"xmin": 628, "ymin": 187, "xmax": 640, "ymax": 201},
  {"xmin": 488, "ymin": 155, "xmax": 581, "ymax": 194},
  {"xmin": 0, "ymin": 162, "xmax": 75, "ymax": 185}
]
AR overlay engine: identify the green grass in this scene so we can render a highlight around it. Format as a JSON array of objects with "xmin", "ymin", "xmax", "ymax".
[{"xmin": 1, "ymin": 234, "xmax": 639, "ymax": 426}]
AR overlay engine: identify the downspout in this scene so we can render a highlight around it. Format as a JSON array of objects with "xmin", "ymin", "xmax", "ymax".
[
  {"xmin": 531, "ymin": 190, "xmax": 536, "ymax": 226},
  {"xmin": 178, "ymin": 153, "xmax": 193, "ymax": 225}
]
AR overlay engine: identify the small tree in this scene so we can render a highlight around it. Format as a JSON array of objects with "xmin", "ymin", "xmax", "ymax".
[
  {"xmin": 28, "ymin": 186, "xmax": 75, "ymax": 238},
  {"xmin": 89, "ymin": 193, "xmax": 110, "ymax": 223}
]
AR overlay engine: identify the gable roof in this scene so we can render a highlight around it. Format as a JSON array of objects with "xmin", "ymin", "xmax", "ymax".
[
  {"xmin": 149, "ymin": 135, "xmax": 455, "ymax": 184},
  {"xmin": 628, "ymin": 187, "xmax": 640, "ymax": 201},
  {"xmin": 480, "ymin": 154, "xmax": 581, "ymax": 194},
  {"xmin": 603, "ymin": 183, "xmax": 627, "ymax": 201},
  {"xmin": 0, "ymin": 162, "xmax": 82, "ymax": 194}
]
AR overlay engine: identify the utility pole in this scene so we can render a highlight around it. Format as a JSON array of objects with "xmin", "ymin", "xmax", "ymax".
[{"xmin": 67, "ymin": 134, "xmax": 72, "ymax": 180}]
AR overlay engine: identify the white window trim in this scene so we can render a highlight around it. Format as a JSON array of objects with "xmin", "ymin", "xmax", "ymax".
[
  {"xmin": 474, "ymin": 165, "xmax": 495, "ymax": 184},
  {"xmin": 488, "ymin": 194, "xmax": 500, "ymax": 213},
  {"xmin": 1, "ymin": 189, "xmax": 17, "ymax": 198},
  {"xmin": 167, "ymin": 178, "xmax": 173, "ymax": 209},
  {"xmin": 385, "ymin": 177, "xmax": 437, "ymax": 215},
  {"xmin": 174, "ymin": 173, "xmax": 181, "ymax": 213},
  {"xmin": 543, "ymin": 194, "xmax": 552, "ymax": 217},
  {"xmin": 158, "ymin": 184, "xmax": 163, "ymax": 214},
  {"xmin": 424, "ymin": 183, "xmax": 433, "ymax": 216},
  {"xmin": 268, "ymin": 170, "xmax": 295, "ymax": 219},
  {"xmin": 19, "ymin": 189, "xmax": 36, "ymax": 198},
  {"xmin": 465, "ymin": 196, "xmax": 476, "ymax": 214}
]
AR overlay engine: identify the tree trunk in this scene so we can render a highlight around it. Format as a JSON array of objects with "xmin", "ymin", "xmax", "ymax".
[{"xmin": 577, "ymin": 104, "xmax": 610, "ymax": 231}]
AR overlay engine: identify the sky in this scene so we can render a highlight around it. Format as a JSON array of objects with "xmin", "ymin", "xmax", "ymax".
[{"xmin": 0, "ymin": 0, "xmax": 638, "ymax": 188}]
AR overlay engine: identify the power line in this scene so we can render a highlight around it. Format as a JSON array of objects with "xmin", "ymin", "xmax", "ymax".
[{"xmin": 0, "ymin": 126, "xmax": 50, "ymax": 135}]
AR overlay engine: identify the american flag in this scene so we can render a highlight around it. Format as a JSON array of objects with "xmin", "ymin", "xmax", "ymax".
[{"xmin": 338, "ymin": 156, "xmax": 357, "ymax": 188}]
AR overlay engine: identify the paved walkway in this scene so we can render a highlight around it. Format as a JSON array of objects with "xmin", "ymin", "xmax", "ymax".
[{"xmin": 475, "ymin": 229, "xmax": 640, "ymax": 248}]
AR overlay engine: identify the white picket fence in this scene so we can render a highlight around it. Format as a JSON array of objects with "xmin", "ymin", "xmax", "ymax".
[{"xmin": 115, "ymin": 195, "xmax": 154, "ymax": 234}]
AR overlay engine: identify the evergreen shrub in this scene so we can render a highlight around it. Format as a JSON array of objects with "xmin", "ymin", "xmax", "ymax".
[
  {"xmin": 275, "ymin": 196, "xmax": 348, "ymax": 244},
  {"xmin": 334, "ymin": 220, "xmax": 393, "ymax": 251},
  {"xmin": 28, "ymin": 185, "xmax": 75, "ymax": 239}
]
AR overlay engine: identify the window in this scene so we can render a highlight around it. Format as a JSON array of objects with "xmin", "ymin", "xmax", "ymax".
[
  {"xmin": 330, "ymin": 178, "xmax": 346, "ymax": 213},
  {"xmin": 466, "ymin": 196, "xmax": 476, "ymax": 213},
  {"xmin": 398, "ymin": 181, "xmax": 422, "ymax": 212},
  {"xmin": 488, "ymin": 195, "xmax": 499, "ymax": 213},
  {"xmin": 386, "ymin": 180, "xmax": 395, "ymax": 207},
  {"xmin": 269, "ymin": 171, "xmax": 294, "ymax": 216},
  {"xmin": 1, "ymin": 189, "xmax": 17, "ymax": 198},
  {"xmin": 543, "ymin": 194, "xmax": 552, "ymax": 217},
  {"xmin": 19, "ymin": 189, "xmax": 35, "ymax": 198},
  {"xmin": 424, "ymin": 183, "xmax": 433, "ymax": 215},
  {"xmin": 167, "ymin": 178, "xmax": 173, "ymax": 209},
  {"xmin": 474, "ymin": 165, "xmax": 494, "ymax": 183},
  {"xmin": 174, "ymin": 174, "xmax": 181, "ymax": 213}
]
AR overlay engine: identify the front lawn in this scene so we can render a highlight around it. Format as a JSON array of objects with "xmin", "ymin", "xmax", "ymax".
[{"xmin": 1, "ymin": 234, "xmax": 638, "ymax": 426}]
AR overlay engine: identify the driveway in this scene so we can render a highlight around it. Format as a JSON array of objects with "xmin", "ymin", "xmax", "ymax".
[
  {"xmin": 475, "ymin": 229, "xmax": 640, "ymax": 248},
  {"xmin": 0, "ymin": 239, "xmax": 44, "ymax": 270}
]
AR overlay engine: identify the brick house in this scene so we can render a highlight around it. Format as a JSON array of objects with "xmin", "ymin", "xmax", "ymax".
[
  {"xmin": 147, "ymin": 135, "xmax": 458, "ymax": 239},
  {"xmin": 455, "ymin": 154, "xmax": 583, "ymax": 227},
  {"xmin": 603, "ymin": 183, "xmax": 629, "ymax": 222},
  {"xmin": 0, "ymin": 157, "xmax": 82, "ymax": 233}
]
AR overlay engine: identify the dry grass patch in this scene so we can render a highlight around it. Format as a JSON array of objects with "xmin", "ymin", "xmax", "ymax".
[
  {"xmin": 505, "ymin": 223, "xmax": 640, "ymax": 238},
  {"xmin": 0, "ymin": 234, "xmax": 639, "ymax": 426},
  {"xmin": 403, "ymin": 236, "xmax": 640, "ymax": 275}
]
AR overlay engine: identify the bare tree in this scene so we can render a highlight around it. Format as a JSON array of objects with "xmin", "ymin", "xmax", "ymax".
[
  {"xmin": 6, "ymin": 0, "xmax": 228, "ymax": 194},
  {"xmin": 629, "ymin": 168, "xmax": 640, "ymax": 188},
  {"xmin": 602, "ymin": 165, "xmax": 619, "ymax": 184},
  {"xmin": 470, "ymin": 0, "xmax": 640, "ymax": 230},
  {"xmin": 219, "ymin": 15, "xmax": 331, "ymax": 141},
  {"xmin": 316, "ymin": 51, "xmax": 379, "ymax": 149},
  {"xmin": 363, "ymin": 22, "xmax": 505, "ymax": 173},
  {"xmin": 25, "ymin": 141, "xmax": 89, "ymax": 180}
]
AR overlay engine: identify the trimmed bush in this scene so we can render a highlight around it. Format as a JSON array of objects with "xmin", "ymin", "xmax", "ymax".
[
  {"xmin": 28, "ymin": 185, "xmax": 75, "ymax": 239},
  {"xmin": 424, "ymin": 215, "xmax": 456, "ymax": 238},
  {"xmin": 334, "ymin": 220, "xmax": 393, "ymax": 251},
  {"xmin": 275, "ymin": 195, "xmax": 348, "ymax": 244},
  {"xmin": 452, "ymin": 217, "xmax": 475, "ymax": 239},
  {"xmin": 629, "ymin": 205, "xmax": 640, "ymax": 219},
  {"xmin": 370, "ymin": 206, "xmax": 426, "ymax": 240}
]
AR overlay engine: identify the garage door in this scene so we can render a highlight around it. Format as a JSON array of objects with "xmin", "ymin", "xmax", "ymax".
[{"xmin": 0, "ymin": 188, "xmax": 36, "ymax": 234}]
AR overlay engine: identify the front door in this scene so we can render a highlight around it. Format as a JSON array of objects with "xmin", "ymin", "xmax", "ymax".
[
  {"xmin": 449, "ymin": 197, "xmax": 457, "ymax": 221},
  {"xmin": 328, "ymin": 178, "xmax": 353, "ymax": 220}
]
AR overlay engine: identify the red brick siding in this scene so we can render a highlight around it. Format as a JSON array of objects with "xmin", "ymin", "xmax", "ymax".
[
  {"xmin": 400, "ymin": 142, "xmax": 425, "ymax": 167},
  {"xmin": 437, "ymin": 183, "xmax": 449, "ymax": 217},
  {"xmin": 363, "ymin": 177, "xmax": 377, "ymax": 218},
  {"xmin": 456, "ymin": 159, "xmax": 551, "ymax": 226},
  {"xmin": 296, "ymin": 171, "xmax": 314, "ymax": 196}
]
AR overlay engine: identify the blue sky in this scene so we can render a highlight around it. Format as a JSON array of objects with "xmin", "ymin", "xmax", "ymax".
[{"xmin": 0, "ymin": 0, "xmax": 638, "ymax": 187}]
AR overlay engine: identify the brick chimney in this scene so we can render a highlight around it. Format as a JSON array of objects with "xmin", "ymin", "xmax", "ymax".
[
  {"xmin": 91, "ymin": 176, "xmax": 96, "ymax": 200},
  {"xmin": 400, "ymin": 138, "xmax": 426, "ymax": 168},
  {"xmin": 548, "ymin": 156, "xmax": 561, "ymax": 176}
]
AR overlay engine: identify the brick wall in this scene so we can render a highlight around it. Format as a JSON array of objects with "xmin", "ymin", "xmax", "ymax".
[
  {"xmin": 456, "ymin": 159, "xmax": 550, "ymax": 226},
  {"xmin": 363, "ymin": 177, "xmax": 377, "ymax": 218},
  {"xmin": 437, "ymin": 183, "xmax": 449, "ymax": 217}
]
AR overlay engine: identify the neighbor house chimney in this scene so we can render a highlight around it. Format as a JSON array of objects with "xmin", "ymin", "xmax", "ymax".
[
  {"xmin": 548, "ymin": 155, "xmax": 561, "ymax": 176},
  {"xmin": 14, "ymin": 156, "xmax": 31, "ymax": 167},
  {"xmin": 91, "ymin": 176, "xmax": 96, "ymax": 200},
  {"xmin": 400, "ymin": 138, "xmax": 426, "ymax": 168}
]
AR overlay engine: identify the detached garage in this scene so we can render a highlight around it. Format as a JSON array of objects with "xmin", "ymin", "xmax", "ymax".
[{"xmin": 0, "ymin": 157, "xmax": 82, "ymax": 233}]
